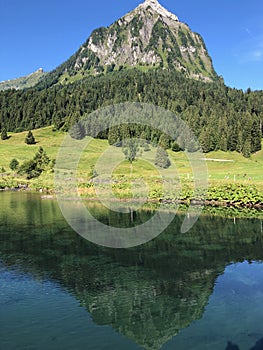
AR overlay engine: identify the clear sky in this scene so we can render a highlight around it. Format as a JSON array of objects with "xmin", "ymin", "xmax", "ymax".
[{"xmin": 1, "ymin": 0, "xmax": 263, "ymax": 90}]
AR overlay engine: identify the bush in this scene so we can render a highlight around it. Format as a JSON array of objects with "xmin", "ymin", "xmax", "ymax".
[
  {"xmin": 10, "ymin": 158, "xmax": 19, "ymax": 171},
  {"xmin": 18, "ymin": 147, "xmax": 51, "ymax": 179},
  {"xmin": 18, "ymin": 160, "xmax": 41, "ymax": 179}
]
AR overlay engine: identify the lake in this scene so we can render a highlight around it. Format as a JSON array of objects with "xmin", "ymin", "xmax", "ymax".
[{"xmin": 1, "ymin": 192, "xmax": 263, "ymax": 350}]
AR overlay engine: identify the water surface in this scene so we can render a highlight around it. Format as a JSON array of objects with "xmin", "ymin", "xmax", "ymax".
[{"xmin": 0, "ymin": 192, "xmax": 263, "ymax": 350}]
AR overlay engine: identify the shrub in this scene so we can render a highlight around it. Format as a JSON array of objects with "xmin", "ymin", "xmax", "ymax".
[{"xmin": 10, "ymin": 158, "xmax": 19, "ymax": 171}]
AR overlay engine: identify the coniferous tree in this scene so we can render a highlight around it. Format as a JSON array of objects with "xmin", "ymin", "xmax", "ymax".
[
  {"xmin": 69, "ymin": 122, "xmax": 85, "ymax": 140},
  {"xmin": 158, "ymin": 133, "xmax": 170, "ymax": 149},
  {"xmin": 250, "ymin": 120, "xmax": 262, "ymax": 153},
  {"xmin": 218, "ymin": 135, "xmax": 228, "ymax": 152},
  {"xmin": 155, "ymin": 147, "xmax": 171, "ymax": 168},
  {"xmin": 171, "ymin": 141, "xmax": 181, "ymax": 152},
  {"xmin": 108, "ymin": 127, "xmax": 121, "ymax": 146},
  {"xmin": 122, "ymin": 139, "xmax": 140, "ymax": 164},
  {"xmin": 18, "ymin": 160, "xmax": 40, "ymax": 179},
  {"xmin": 242, "ymin": 138, "xmax": 251, "ymax": 158},
  {"xmin": 1, "ymin": 128, "xmax": 8, "ymax": 140},
  {"xmin": 33, "ymin": 147, "xmax": 50, "ymax": 168},
  {"xmin": 25, "ymin": 130, "xmax": 36, "ymax": 144},
  {"xmin": 18, "ymin": 147, "xmax": 51, "ymax": 179}
]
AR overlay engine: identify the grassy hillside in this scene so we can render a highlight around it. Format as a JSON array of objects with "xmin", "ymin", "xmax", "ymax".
[
  {"xmin": 0, "ymin": 127, "xmax": 263, "ymax": 194},
  {"xmin": 0, "ymin": 69, "xmax": 45, "ymax": 91}
]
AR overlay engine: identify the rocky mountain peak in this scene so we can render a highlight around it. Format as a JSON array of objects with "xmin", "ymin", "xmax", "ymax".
[
  {"xmin": 138, "ymin": 0, "xmax": 179, "ymax": 22},
  {"xmin": 44, "ymin": 0, "xmax": 217, "ymax": 84}
]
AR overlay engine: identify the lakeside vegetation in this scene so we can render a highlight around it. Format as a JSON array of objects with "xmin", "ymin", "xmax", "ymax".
[{"xmin": 0, "ymin": 126, "xmax": 263, "ymax": 210}]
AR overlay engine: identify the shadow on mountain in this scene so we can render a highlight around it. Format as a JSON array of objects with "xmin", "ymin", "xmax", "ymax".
[{"xmin": 1, "ymin": 193, "xmax": 263, "ymax": 350}]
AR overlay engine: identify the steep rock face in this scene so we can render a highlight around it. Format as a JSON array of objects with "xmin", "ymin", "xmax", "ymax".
[
  {"xmin": 1, "ymin": 0, "xmax": 218, "ymax": 90},
  {"xmin": 37, "ymin": 0, "xmax": 218, "ymax": 86},
  {"xmin": 66, "ymin": 0, "xmax": 217, "ymax": 81}
]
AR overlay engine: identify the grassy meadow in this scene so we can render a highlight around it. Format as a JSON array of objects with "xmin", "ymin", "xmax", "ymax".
[{"xmin": 0, "ymin": 127, "xmax": 263, "ymax": 201}]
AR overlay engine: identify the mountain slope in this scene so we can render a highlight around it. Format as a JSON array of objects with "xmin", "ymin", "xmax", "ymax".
[
  {"xmin": 40, "ymin": 0, "xmax": 217, "ymax": 88},
  {"xmin": 0, "ymin": 68, "xmax": 45, "ymax": 91}
]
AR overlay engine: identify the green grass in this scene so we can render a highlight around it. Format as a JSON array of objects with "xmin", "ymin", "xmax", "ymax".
[
  {"xmin": 0, "ymin": 126, "xmax": 263, "ymax": 194},
  {"xmin": 0, "ymin": 127, "xmax": 65, "ymax": 165}
]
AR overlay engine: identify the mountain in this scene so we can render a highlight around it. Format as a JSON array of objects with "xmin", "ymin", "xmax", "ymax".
[
  {"xmin": 0, "ymin": 68, "xmax": 45, "ymax": 91},
  {"xmin": 41, "ymin": 0, "xmax": 217, "ymax": 87},
  {"xmin": 0, "ymin": 0, "xmax": 262, "ymax": 157},
  {"xmin": 0, "ymin": 0, "xmax": 217, "ymax": 89}
]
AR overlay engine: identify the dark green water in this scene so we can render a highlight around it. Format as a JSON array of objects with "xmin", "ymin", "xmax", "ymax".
[{"xmin": 1, "ymin": 192, "xmax": 263, "ymax": 350}]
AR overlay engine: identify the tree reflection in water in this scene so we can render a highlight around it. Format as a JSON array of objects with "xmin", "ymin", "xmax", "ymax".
[
  {"xmin": 226, "ymin": 338, "xmax": 263, "ymax": 350},
  {"xmin": 1, "ymin": 193, "xmax": 263, "ymax": 350}
]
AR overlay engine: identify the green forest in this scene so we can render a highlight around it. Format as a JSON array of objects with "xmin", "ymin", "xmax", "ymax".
[{"xmin": 0, "ymin": 67, "xmax": 262, "ymax": 157}]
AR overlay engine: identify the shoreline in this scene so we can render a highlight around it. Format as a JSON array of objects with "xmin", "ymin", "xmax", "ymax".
[{"xmin": 1, "ymin": 186, "xmax": 263, "ymax": 212}]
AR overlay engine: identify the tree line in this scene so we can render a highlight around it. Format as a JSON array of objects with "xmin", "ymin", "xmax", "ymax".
[{"xmin": 0, "ymin": 67, "xmax": 262, "ymax": 157}]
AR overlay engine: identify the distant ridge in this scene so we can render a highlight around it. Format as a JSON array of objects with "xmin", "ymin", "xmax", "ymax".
[{"xmin": 0, "ymin": 68, "xmax": 45, "ymax": 91}]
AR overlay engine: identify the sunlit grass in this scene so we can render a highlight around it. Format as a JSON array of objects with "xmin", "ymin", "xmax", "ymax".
[{"xmin": 0, "ymin": 126, "xmax": 263, "ymax": 191}]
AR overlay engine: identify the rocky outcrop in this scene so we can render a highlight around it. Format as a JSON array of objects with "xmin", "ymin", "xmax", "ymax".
[
  {"xmin": 0, "ymin": 68, "xmax": 45, "ymax": 91},
  {"xmin": 58, "ymin": 0, "xmax": 217, "ymax": 81}
]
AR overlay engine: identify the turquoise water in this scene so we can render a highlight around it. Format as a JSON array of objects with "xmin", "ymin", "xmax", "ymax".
[{"xmin": 0, "ymin": 192, "xmax": 263, "ymax": 350}]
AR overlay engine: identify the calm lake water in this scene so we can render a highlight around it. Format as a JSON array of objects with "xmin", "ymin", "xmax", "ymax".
[{"xmin": 1, "ymin": 192, "xmax": 263, "ymax": 350}]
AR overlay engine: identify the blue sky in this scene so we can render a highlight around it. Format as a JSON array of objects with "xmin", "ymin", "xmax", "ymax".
[{"xmin": 1, "ymin": 0, "xmax": 263, "ymax": 90}]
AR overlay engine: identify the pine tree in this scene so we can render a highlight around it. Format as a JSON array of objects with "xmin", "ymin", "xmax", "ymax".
[
  {"xmin": 218, "ymin": 135, "xmax": 228, "ymax": 152},
  {"xmin": 158, "ymin": 133, "xmax": 170, "ymax": 149},
  {"xmin": 155, "ymin": 147, "xmax": 171, "ymax": 168},
  {"xmin": 18, "ymin": 147, "xmax": 50, "ymax": 179},
  {"xmin": 250, "ymin": 119, "xmax": 262, "ymax": 153},
  {"xmin": 122, "ymin": 139, "xmax": 140, "ymax": 164},
  {"xmin": 25, "ymin": 130, "xmax": 36, "ymax": 144},
  {"xmin": 69, "ymin": 122, "xmax": 85, "ymax": 140},
  {"xmin": 108, "ymin": 127, "xmax": 121, "ymax": 146},
  {"xmin": 171, "ymin": 141, "xmax": 181, "ymax": 152},
  {"xmin": 18, "ymin": 160, "xmax": 41, "ymax": 179},
  {"xmin": 242, "ymin": 138, "xmax": 251, "ymax": 158},
  {"xmin": 1, "ymin": 128, "xmax": 8, "ymax": 140},
  {"xmin": 33, "ymin": 147, "xmax": 50, "ymax": 168}
]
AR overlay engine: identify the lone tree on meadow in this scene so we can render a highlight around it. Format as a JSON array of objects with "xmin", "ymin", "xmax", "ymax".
[
  {"xmin": 122, "ymin": 138, "xmax": 140, "ymax": 164},
  {"xmin": 155, "ymin": 147, "xmax": 171, "ymax": 169},
  {"xmin": 25, "ymin": 130, "xmax": 36, "ymax": 145},
  {"xmin": 69, "ymin": 122, "xmax": 85, "ymax": 140}
]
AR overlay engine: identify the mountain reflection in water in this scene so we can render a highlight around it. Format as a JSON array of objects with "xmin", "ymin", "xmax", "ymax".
[{"xmin": 0, "ymin": 192, "xmax": 263, "ymax": 350}]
